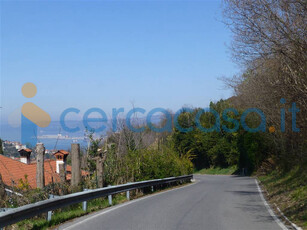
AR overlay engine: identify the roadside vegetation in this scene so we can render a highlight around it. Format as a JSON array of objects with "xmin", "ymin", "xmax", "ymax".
[
  {"xmin": 195, "ymin": 166, "xmax": 237, "ymax": 175},
  {"xmin": 258, "ymin": 162, "xmax": 307, "ymax": 229}
]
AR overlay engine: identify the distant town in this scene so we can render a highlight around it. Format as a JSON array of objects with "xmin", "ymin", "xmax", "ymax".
[{"xmin": 2, "ymin": 140, "xmax": 58, "ymax": 159}]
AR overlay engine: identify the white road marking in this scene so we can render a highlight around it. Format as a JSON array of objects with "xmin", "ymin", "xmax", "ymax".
[
  {"xmin": 275, "ymin": 205, "xmax": 302, "ymax": 230},
  {"xmin": 255, "ymin": 179, "xmax": 288, "ymax": 230}
]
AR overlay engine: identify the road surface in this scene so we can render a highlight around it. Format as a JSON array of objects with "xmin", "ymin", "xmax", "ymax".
[{"xmin": 59, "ymin": 175, "xmax": 286, "ymax": 230}]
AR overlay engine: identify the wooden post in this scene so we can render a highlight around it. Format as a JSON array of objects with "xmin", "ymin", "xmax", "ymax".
[
  {"xmin": 59, "ymin": 163, "xmax": 66, "ymax": 183},
  {"xmin": 71, "ymin": 143, "xmax": 81, "ymax": 187},
  {"xmin": 0, "ymin": 174, "xmax": 6, "ymax": 207},
  {"xmin": 96, "ymin": 148, "xmax": 107, "ymax": 188},
  {"xmin": 96, "ymin": 156, "xmax": 103, "ymax": 188},
  {"xmin": 36, "ymin": 143, "xmax": 45, "ymax": 189}
]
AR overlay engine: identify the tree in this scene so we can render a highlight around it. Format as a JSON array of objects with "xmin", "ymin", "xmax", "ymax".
[
  {"xmin": 0, "ymin": 139, "xmax": 3, "ymax": 155},
  {"xmin": 223, "ymin": 0, "xmax": 307, "ymax": 166},
  {"xmin": 172, "ymin": 100, "xmax": 242, "ymax": 170}
]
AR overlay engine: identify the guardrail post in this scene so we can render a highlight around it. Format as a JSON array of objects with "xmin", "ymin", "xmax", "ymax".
[
  {"xmin": 151, "ymin": 186, "xmax": 154, "ymax": 192},
  {"xmin": 47, "ymin": 194, "xmax": 54, "ymax": 221},
  {"xmin": 83, "ymin": 189, "xmax": 88, "ymax": 211},
  {"xmin": 108, "ymin": 185, "xmax": 112, "ymax": 205},
  {"xmin": 47, "ymin": 210, "xmax": 52, "ymax": 222},
  {"xmin": 126, "ymin": 182, "xmax": 131, "ymax": 200}
]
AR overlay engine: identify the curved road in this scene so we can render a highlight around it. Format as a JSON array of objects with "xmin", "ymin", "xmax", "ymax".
[{"xmin": 59, "ymin": 175, "xmax": 286, "ymax": 230}]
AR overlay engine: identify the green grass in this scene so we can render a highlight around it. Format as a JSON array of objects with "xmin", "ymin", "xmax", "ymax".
[
  {"xmin": 258, "ymin": 164, "xmax": 307, "ymax": 229},
  {"xmin": 194, "ymin": 166, "xmax": 237, "ymax": 175}
]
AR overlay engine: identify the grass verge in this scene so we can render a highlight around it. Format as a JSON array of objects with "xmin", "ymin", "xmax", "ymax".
[
  {"xmin": 257, "ymin": 164, "xmax": 307, "ymax": 229},
  {"xmin": 194, "ymin": 166, "xmax": 237, "ymax": 175}
]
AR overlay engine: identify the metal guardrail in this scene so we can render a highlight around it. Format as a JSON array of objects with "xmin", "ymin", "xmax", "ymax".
[{"xmin": 0, "ymin": 174, "xmax": 193, "ymax": 228}]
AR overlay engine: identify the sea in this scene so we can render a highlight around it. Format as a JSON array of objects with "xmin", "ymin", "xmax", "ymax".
[
  {"xmin": 0, "ymin": 120, "xmax": 105, "ymax": 150},
  {"xmin": 0, "ymin": 116, "xmax": 162, "ymax": 150}
]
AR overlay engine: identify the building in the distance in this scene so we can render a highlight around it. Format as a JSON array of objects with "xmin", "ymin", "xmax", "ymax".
[{"xmin": 0, "ymin": 149, "xmax": 88, "ymax": 189}]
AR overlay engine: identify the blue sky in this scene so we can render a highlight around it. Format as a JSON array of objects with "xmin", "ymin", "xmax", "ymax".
[{"xmin": 1, "ymin": 0, "xmax": 237, "ymax": 123}]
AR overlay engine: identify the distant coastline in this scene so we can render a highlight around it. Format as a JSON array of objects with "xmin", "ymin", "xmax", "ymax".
[{"xmin": 37, "ymin": 135, "xmax": 85, "ymax": 140}]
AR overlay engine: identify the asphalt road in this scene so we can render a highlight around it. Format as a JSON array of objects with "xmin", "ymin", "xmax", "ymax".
[{"xmin": 59, "ymin": 175, "xmax": 286, "ymax": 230}]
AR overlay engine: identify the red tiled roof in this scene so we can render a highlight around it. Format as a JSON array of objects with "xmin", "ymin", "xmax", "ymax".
[
  {"xmin": 0, "ymin": 155, "xmax": 88, "ymax": 189},
  {"xmin": 53, "ymin": 150, "xmax": 69, "ymax": 156}
]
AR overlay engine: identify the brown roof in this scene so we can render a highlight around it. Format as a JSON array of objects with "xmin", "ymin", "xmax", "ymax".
[
  {"xmin": 53, "ymin": 150, "xmax": 69, "ymax": 156},
  {"xmin": 18, "ymin": 148, "xmax": 32, "ymax": 153},
  {"xmin": 0, "ymin": 155, "xmax": 88, "ymax": 189}
]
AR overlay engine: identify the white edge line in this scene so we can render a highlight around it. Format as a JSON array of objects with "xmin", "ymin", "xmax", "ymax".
[
  {"xmin": 275, "ymin": 204, "xmax": 303, "ymax": 230},
  {"xmin": 255, "ymin": 179, "xmax": 288, "ymax": 230},
  {"xmin": 62, "ymin": 181, "xmax": 198, "ymax": 230}
]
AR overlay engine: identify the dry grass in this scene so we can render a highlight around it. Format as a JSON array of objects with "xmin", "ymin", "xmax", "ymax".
[{"xmin": 258, "ymin": 163, "xmax": 307, "ymax": 229}]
